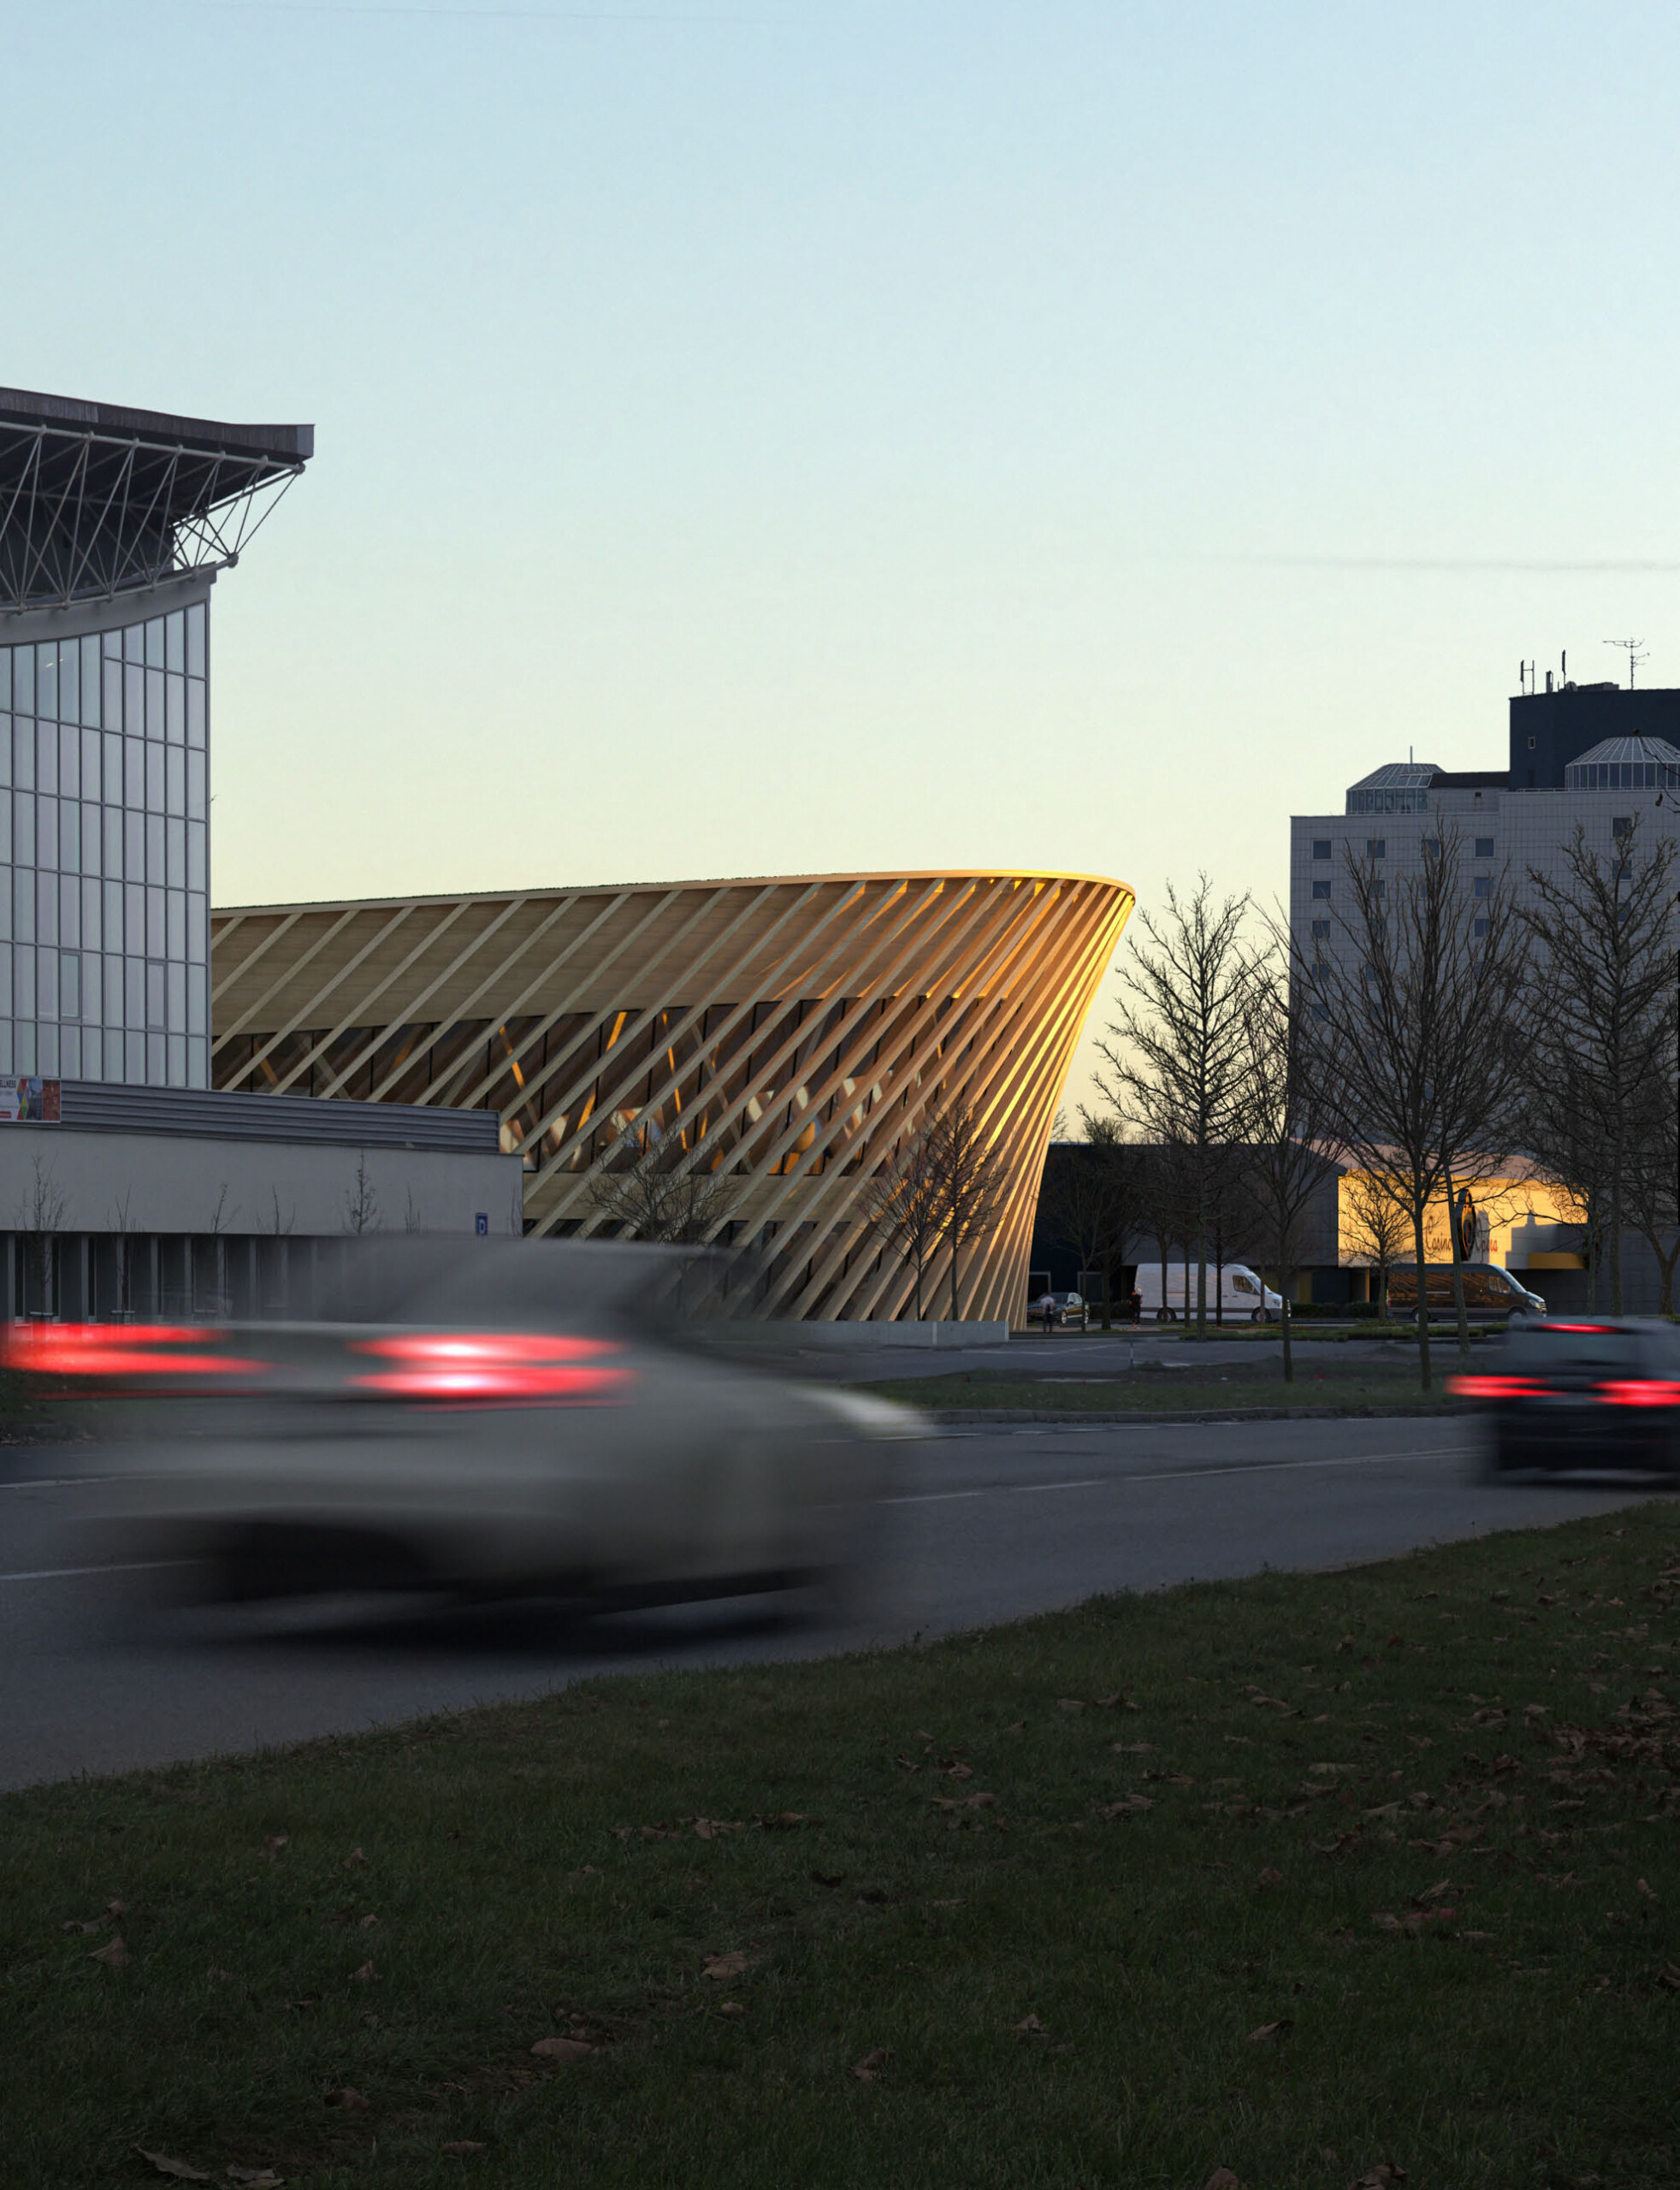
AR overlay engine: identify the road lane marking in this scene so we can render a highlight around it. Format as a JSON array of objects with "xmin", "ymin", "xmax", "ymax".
[
  {"xmin": 0, "ymin": 1560, "xmax": 188, "ymax": 1583},
  {"xmin": 881, "ymin": 1444, "xmax": 1476, "ymax": 1506},
  {"xmin": 0, "ymin": 1477, "xmax": 111, "ymax": 1492}
]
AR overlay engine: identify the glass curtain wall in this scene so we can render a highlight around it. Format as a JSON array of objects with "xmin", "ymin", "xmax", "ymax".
[{"xmin": 0, "ymin": 601, "xmax": 209, "ymax": 1085}]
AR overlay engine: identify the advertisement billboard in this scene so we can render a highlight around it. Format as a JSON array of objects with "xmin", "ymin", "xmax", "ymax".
[{"xmin": 0, "ymin": 1079, "xmax": 60, "ymax": 1124}]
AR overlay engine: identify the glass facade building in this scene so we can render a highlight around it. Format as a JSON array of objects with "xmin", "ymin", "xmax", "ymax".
[
  {"xmin": 0, "ymin": 601, "xmax": 209, "ymax": 1084},
  {"xmin": 0, "ymin": 385, "xmax": 310, "ymax": 1086}
]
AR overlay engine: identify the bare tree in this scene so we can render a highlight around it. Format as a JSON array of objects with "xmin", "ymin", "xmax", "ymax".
[
  {"xmin": 16, "ymin": 1156, "xmax": 67, "ymax": 1318},
  {"xmin": 1307, "ymin": 831, "xmax": 1529, "ymax": 1388},
  {"xmin": 1239, "ymin": 950, "xmax": 1346, "ymax": 1382},
  {"xmin": 861, "ymin": 1129, "xmax": 943, "ymax": 1320},
  {"xmin": 588, "ymin": 1131, "xmax": 731, "ymax": 1246},
  {"xmin": 1518, "ymin": 819, "xmax": 1677, "ymax": 1313},
  {"xmin": 924, "ymin": 1095, "xmax": 1009, "ymax": 1323},
  {"xmin": 342, "ymin": 1158, "xmax": 381, "ymax": 1236},
  {"xmin": 204, "ymin": 1183, "xmax": 234, "ymax": 1321},
  {"xmin": 107, "ymin": 1188, "xmax": 139, "ymax": 1321},
  {"xmin": 268, "ymin": 1187, "xmax": 295, "ymax": 1238},
  {"xmin": 1340, "ymin": 1164, "xmax": 1410, "ymax": 1319},
  {"xmin": 1622, "ymin": 1062, "xmax": 1680, "ymax": 1314},
  {"xmin": 1096, "ymin": 877, "xmax": 1253, "ymax": 1337}
]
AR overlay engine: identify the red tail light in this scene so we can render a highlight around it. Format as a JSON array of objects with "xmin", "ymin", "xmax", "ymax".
[
  {"xmin": 2, "ymin": 1323, "xmax": 270, "ymax": 1382},
  {"xmin": 347, "ymin": 1331, "xmax": 629, "ymax": 1405},
  {"xmin": 1446, "ymin": 1373, "xmax": 1547, "ymax": 1400},
  {"xmin": 1599, "ymin": 1379, "xmax": 1680, "ymax": 1409}
]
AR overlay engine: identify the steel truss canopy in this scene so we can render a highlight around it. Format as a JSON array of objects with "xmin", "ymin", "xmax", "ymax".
[{"xmin": 0, "ymin": 388, "xmax": 313, "ymax": 613}]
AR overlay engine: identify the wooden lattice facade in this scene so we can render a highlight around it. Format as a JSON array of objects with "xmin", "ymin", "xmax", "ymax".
[{"xmin": 210, "ymin": 870, "xmax": 1133, "ymax": 1323}]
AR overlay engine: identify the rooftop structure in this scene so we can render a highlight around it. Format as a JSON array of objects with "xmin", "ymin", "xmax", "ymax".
[
  {"xmin": 1563, "ymin": 735, "xmax": 1680, "ymax": 792},
  {"xmin": 0, "ymin": 388, "xmax": 311, "ymax": 613}
]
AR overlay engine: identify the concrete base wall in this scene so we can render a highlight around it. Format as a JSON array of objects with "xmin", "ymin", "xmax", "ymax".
[
  {"xmin": 778, "ymin": 1320, "xmax": 1010, "ymax": 1350},
  {"xmin": 0, "ymin": 1125, "xmax": 523, "ymax": 1240}
]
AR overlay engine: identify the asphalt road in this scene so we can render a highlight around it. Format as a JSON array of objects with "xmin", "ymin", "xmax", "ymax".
[{"xmin": 0, "ymin": 1414, "xmax": 1665, "ymax": 1792}]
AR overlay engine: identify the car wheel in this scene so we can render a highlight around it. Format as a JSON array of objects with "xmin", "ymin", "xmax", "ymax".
[{"xmin": 1250, "ymin": 1308, "xmax": 1263, "ymax": 1323}]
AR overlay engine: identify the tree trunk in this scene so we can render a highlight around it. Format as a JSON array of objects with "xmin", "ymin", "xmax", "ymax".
[
  {"xmin": 950, "ymin": 1246, "xmax": 960, "ymax": 1323},
  {"xmin": 1443, "ymin": 1166, "xmax": 1472, "ymax": 1360},
  {"xmin": 1276, "ymin": 1235, "xmax": 1294, "ymax": 1382},
  {"xmin": 1411, "ymin": 1194, "xmax": 1432, "ymax": 1390}
]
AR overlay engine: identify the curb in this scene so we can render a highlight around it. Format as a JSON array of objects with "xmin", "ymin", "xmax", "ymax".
[{"xmin": 918, "ymin": 1403, "xmax": 1473, "ymax": 1427}]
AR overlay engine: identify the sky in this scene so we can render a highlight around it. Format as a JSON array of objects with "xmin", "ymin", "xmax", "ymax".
[{"xmin": 5, "ymin": 0, "xmax": 1679, "ymax": 1112}]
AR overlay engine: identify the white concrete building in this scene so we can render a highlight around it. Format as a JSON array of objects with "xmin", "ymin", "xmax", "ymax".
[{"xmin": 1288, "ymin": 681, "xmax": 1680, "ymax": 1311}]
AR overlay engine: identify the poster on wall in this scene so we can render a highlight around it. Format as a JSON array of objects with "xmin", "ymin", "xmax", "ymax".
[{"xmin": 0, "ymin": 1079, "xmax": 60, "ymax": 1124}]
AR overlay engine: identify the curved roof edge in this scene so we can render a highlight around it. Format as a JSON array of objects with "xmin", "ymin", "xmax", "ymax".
[{"xmin": 214, "ymin": 867, "xmax": 1135, "ymax": 920}]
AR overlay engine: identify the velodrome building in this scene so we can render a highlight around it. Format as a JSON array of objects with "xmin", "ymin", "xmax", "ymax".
[
  {"xmin": 211, "ymin": 871, "xmax": 1133, "ymax": 1325},
  {"xmin": 0, "ymin": 383, "xmax": 1132, "ymax": 1322}
]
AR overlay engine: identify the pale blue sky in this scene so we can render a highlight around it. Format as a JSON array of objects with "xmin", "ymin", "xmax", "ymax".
[{"xmin": 5, "ymin": 1, "xmax": 1678, "ymax": 1105}]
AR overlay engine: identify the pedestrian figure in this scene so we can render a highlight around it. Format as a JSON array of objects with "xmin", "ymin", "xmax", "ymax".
[{"xmin": 1039, "ymin": 1292, "xmax": 1056, "ymax": 1336}]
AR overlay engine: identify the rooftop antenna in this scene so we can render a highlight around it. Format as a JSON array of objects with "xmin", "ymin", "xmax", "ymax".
[{"xmin": 1605, "ymin": 636, "xmax": 1647, "ymax": 688}]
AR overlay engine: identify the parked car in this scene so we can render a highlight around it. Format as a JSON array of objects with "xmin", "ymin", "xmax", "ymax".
[
  {"xmin": 1031, "ymin": 1290, "xmax": 1089, "ymax": 1329},
  {"xmin": 1387, "ymin": 1263, "xmax": 1547, "ymax": 1323},
  {"xmin": 1450, "ymin": 1317, "xmax": 1680, "ymax": 1478},
  {"xmin": 9, "ymin": 1240, "xmax": 924, "ymax": 1612},
  {"xmin": 1133, "ymin": 1263, "xmax": 1284, "ymax": 1323}
]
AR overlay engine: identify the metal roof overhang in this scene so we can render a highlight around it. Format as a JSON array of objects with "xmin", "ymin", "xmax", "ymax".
[{"xmin": 0, "ymin": 388, "xmax": 312, "ymax": 614}]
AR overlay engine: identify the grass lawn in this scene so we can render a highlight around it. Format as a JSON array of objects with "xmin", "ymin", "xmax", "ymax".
[
  {"xmin": 4, "ymin": 1504, "xmax": 1679, "ymax": 2187},
  {"xmin": 862, "ymin": 1358, "xmax": 1467, "ymax": 1414}
]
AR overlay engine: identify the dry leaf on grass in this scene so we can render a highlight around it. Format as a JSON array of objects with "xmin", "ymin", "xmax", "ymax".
[
  {"xmin": 1257, "ymin": 1867, "xmax": 1284, "ymax": 1888},
  {"xmin": 225, "ymin": 2169, "xmax": 285, "ymax": 2186},
  {"xmin": 1014, "ymin": 2014, "xmax": 1048, "ymax": 2035},
  {"xmin": 1351, "ymin": 2167, "xmax": 1406, "ymax": 2187},
  {"xmin": 1204, "ymin": 2170, "xmax": 1247, "ymax": 2189},
  {"xmin": 756, "ymin": 1810, "xmax": 819, "ymax": 1828},
  {"xmin": 90, "ymin": 1936, "xmax": 130, "ymax": 1967},
  {"xmin": 1098, "ymin": 1796, "xmax": 1154, "ymax": 1817},
  {"xmin": 851, "ymin": 2048, "xmax": 892, "ymax": 2081},
  {"xmin": 810, "ymin": 1870, "xmax": 847, "ymax": 1888},
  {"xmin": 440, "ymin": 2144, "xmax": 486, "ymax": 2158},
  {"xmin": 342, "ymin": 1848, "xmax": 367, "ymax": 1869},
  {"xmin": 1248, "ymin": 2019, "xmax": 1293, "ymax": 2042},
  {"xmin": 205, "ymin": 1966, "xmax": 232, "ymax": 1983},
  {"xmin": 702, "ymin": 1951, "xmax": 750, "ymax": 1981},
  {"xmin": 718, "ymin": 2001, "xmax": 746, "ymax": 2016},
  {"xmin": 351, "ymin": 1962, "xmax": 378, "ymax": 1982},
  {"xmin": 323, "ymin": 2088, "xmax": 370, "ymax": 2113},
  {"xmin": 132, "ymin": 2151, "xmax": 210, "ymax": 2182},
  {"xmin": 264, "ymin": 1837, "xmax": 288, "ymax": 1859},
  {"xmin": 530, "ymin": 2038, "xmax": 595, "ymax": 2063}
]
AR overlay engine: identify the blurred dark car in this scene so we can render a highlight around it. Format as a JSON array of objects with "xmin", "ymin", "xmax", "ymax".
[
  {"xmin": 1449, "ymin": 1318, "xmax": 1680, "ymax": 1477},
  {"xmin": 6, "ymin": 1240, "xmax": 921, "ymax": 1610}
]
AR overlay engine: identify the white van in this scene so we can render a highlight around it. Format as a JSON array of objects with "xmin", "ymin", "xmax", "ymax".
[{"xmin": 1133, "ymin": 1263, "xmax": 1284, "ymax": 1323}]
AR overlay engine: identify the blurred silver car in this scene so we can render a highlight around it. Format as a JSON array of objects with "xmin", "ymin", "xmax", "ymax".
[{"xmin": 7, "ymin": 1241, "xmax": 920, "ymax": 1610}]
